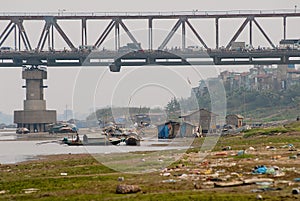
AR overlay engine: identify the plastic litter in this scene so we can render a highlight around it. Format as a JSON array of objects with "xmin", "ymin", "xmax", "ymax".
[
  {"xmin": 162, "ymin": 179, "xmax": 177, "ymax": 183},
  {"xmin": 289, "ymin": 155, "xmax": 297, "ymax": 159},
  {"xmin": 222, "ymin": 146, "xmax": 231, "ymax": 151},
  {"xmin": 253, "ymin": 165, "xmax": 267, "ymax": 174},
  {"xmin": 294, "ymin": 178, "xmax": 300, "ymax": 182},
  {"xmin": 162, "ymin": 172, "xmax": 171, "ymax": 177},
  {"xmin": 237, "ymin": 150, "xmax": 245, "ymax": 156}
]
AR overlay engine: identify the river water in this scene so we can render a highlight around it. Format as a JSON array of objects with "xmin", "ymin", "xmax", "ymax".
[{"xmin": 0, "ymin": 131, "xmax": 192, "ymax": 164}]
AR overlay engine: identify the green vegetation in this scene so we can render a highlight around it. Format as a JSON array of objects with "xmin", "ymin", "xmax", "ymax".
[
  {"xmin": 0, "ymin": 151, "xmax": 292, "ymax": 201},
  {"xmin": 174, "ymin": 83, "xmax": 300, "ymax": 122},
  {"xmin": 243, "ymin": 121, "xmax": 300, "ymax": 138},
  {"xmin": 1, "ymin": 124, "xmax": 300, "ymax": 200},
  {"xmin": 243, "ymin": 126, "xmax": 289, "ymax": 138}
]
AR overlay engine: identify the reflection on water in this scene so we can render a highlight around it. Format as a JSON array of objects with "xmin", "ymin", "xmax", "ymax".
[{"xmin": 0, "ymin": 131, "xmax": 17, "ymax": 140}]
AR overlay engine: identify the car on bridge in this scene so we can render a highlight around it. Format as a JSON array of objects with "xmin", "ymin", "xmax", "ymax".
[{"xmin": 0, "ymin": 46, "xmax": 13, "ymax": 52}]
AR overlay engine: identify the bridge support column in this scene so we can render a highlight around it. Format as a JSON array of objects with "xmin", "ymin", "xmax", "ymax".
[{"xmin": 14, "ymin": 66, "xmax": 56, "ymax": 133}]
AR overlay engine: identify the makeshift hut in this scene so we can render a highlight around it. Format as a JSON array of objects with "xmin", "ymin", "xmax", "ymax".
[
  {"xmin": 179, "ymin": 109, "xmax": 218, "ymax": 133},
  {"xmin": 157, "ymin": 121, "xmax": 197, "ymax": 139},
  {"xmin": 226, "ymin": 114, "xmax": 244, "ymax": 128}
]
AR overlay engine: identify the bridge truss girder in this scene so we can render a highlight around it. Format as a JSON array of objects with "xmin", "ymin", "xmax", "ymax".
[
  {"xmin": 0, "ymin": 19, "xmax": 32, "ymax": 51},
  {"xmin": 0, "ymin": 12, "xmax": 298, "ymax": 52}
]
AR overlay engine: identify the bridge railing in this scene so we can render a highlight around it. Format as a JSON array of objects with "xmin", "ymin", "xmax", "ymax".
[{"xmin": 0, "ymin": 9, "xmax": 299, "ymax": 17}]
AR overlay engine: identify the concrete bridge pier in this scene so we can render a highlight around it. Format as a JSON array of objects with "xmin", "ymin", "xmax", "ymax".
[{"xmin": 14, "ymin": 66, "xmax": 56, "ymax": 133}]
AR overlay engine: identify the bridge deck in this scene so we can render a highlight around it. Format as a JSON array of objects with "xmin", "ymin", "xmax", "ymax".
[{"xmin": 0, "ymin": 50, "xmax": 299, "ymax": 71}]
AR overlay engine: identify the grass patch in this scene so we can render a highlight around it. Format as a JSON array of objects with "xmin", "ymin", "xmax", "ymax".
[
  {"xmin": 243, "ymin": 126, "xmax": 288, "ymax": 138},
  {"xmin": 1, "ymin": 132, "xmax": 300, "ymax": 200},
  {"xmin": 232, "ymin": 153, "xmax": 254, "ymax": 159}
]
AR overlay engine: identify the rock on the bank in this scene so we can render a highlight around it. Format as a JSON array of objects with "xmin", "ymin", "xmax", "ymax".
[{"xmin": 116, "ymin": 184, "xmax": 141, "ymax": 194}]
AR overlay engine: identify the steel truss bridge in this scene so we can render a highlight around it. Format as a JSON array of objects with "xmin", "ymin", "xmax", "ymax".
[{"xmin": 0, "ymin": 10, "xmax": 299, "ymax": 71}]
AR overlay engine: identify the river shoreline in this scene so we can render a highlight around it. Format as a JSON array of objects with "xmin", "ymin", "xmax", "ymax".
[{"xmin": 0, "ymin": 129, "xmax": 191, "ymax": 165}]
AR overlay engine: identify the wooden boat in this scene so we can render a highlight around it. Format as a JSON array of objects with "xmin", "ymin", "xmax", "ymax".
[{"xmin": 62, "ymin": 136, "xmax": 123, "ymax": 146}]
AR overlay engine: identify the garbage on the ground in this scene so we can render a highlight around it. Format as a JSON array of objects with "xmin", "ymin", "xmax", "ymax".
[
  {"xmin": 0, "ymin": 190, "xmax": 8, "ymax": 194},
  {"xmin": 278, "ymin": 144, "xmax": 297, "ymax": 151},
  {"xmin": 275, "ymin": 180, "xmax": 293, "ymax": 186},
  {"xmin": 178, "ymin": 174, "xmax": 188, "ymax": 179},
  {"xmin": 176, "ymin": 164, "xmax": 184, "ymax": 168},
  {"xmin": 161, "ymin": 168, "xmax": 168, "ymax": 173},
  {"xmin": 162, "ymin": 179, "xmax": 177, "ymax": 183},
  {"xmin": 23, "ymin": 188, "xmax": 39, "ymax": 194},
  {"xmin": 214, "ymin": 181, "xmax": 244, "ymax": 187},
  {"xmin": 243, "ymin": 178, "xmax": 274, "ymax": 185},
  {"xmin": 237, "ymin": 150, "xmax": 245, "ymax": 156},
  {"xmin": 194, "ymin": 181, "xmax": 214, "ymax": 189},
  {"xmin": 253, "ymin": 165, "xmax": 267, "ymax": 174},
  {"xmin": 215, "ymin": 152, "xmax": 228, "ymax": 156},
  {"xmin": 255, "ymin": 181, "xmax": 273, "ymax": 186},
  {"xmin": 292, "ymin": 188, "xmax": 300, "ymax": 194},
  {"xmin": 60, "ymin": 172, "xmax": 67, "ymax": 176},
  {"xmin": 231, "ymin": 172, "xmax": 242, "ymax": 178},
  {"xmin": 222, "ymin": 146, "xmax": 231, "ymax": 151},
  {"xmin": 157, "ymin": 144, "xmax": 299, "ymax": 194},
  {"xmin": 271, "ymin": 155, "xmax": 282, "ymax": 160},
  {"xmin": 162, "ymin": 172, "xmax": 171, "ymax": 177},
  {"xmin": 252, "ymin": 165, "xmax": 282, "ymax": 175},
  {"xmin": 118, "ymin": 177, "xmax": 124, "ymax": 181},
  {"xmin": 214, "ymin": 177, "xmax": 275, "ymax": 188},
  {"xmin": 294, "ymin": 178, "xmax": 300, "ymax": 182},
  {"xmin": 204, "ymin": 169, "xmax": 213, "ymax": 175},
  {"xmin": 287, "ymin": 144, "xmax": 297, "ymax": 151},
  {"xmin": 116, "ymin": 184, "xmax": 141, "ymax": 194},
  {"xmin": 266, "ymin": 146, "xmax": 276, "ymax": 151},
  {"xmin": 256, "ymin": 194, "xmax": 263, "ymax": 200},
  {"xmin": 265, "ymin": 167, "xmax": 275, "ymax": 174},
  {"xmin": 248, "ymin": 147, "xmax": 256, "ymax": 151}
]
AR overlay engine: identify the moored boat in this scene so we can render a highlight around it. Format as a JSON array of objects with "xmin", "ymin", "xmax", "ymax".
[
  {"xmin": 125, "ymin": 133, "xmax": 141, "ymax": 146},
  {"xmin": 61, "ymin": 136, "xmax": 123, "ymax": 146}
]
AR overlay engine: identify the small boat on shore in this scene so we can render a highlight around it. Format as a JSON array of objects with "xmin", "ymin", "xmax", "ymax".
[
  {"xmin": 125, "ymin": 133, "xmax": 141, "ymax": 146},
  {"xmin": 62, "ymin": 136, "xmax": 123, "ymax": 146}
]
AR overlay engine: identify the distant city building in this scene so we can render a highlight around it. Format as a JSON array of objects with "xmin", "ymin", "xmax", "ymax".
[{"xmin": 193, "ymin": 65, "xmax": 300, "ymax": 93}]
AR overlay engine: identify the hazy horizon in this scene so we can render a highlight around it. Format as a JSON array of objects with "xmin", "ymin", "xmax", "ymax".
[{"xmin": 0, "ymin": 0, "xmax": 299, "ymax": 121}]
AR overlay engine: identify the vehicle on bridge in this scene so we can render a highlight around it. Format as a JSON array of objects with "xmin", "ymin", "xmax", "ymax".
[
  {"xmin": 79, "ymin": 45, "xmax": 97, "ymax": 52},
  {"xmin": 279, "ymin": 39, "xmax": 300, "ymax": 50},
  {"xmin": 186, "ymin": 45, "xmax": 204, "ymax": 52},
  {"xmin": 0, "ymin": 46, "xmax": 13, "ymax": 52},
  {"xmin": 119, "ymin": 43, "xmax": 142, "ymax": 52}
]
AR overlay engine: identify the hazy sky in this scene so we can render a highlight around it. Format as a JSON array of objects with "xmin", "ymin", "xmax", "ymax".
[{"xmin": 0, "ymin": 0, "xmax": 299, "ymax": 119}]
